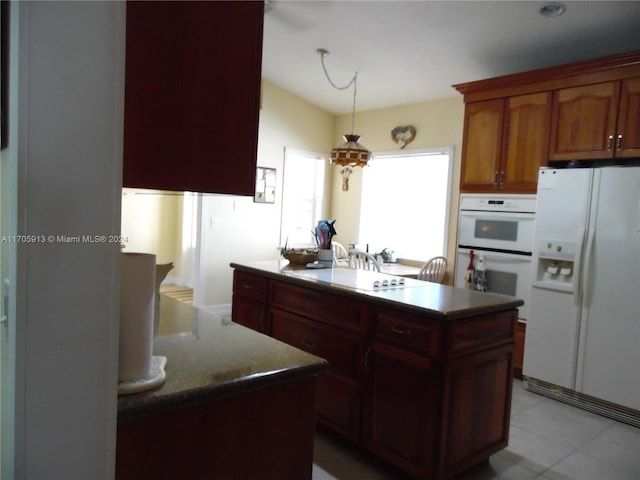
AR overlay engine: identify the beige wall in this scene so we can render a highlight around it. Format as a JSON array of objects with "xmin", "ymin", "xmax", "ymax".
[
  {"xmin": 329, "ymin": 96, "xmax": 465, "ymax": 277},
  {"xmin": 121, "ymin": 189, "xmax": 183, "ymax": 282}
]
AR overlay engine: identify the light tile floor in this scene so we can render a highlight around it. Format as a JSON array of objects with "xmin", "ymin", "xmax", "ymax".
[{"xmin": 312, "ymin": 380, "xmax": 640, "ymax": 480}]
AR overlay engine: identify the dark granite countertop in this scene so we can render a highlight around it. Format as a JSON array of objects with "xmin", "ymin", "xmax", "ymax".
[
  {"xmin": 231, "ymin": 260, "xmax": 524, "ymax": 321},
  {"xmin": 117, "ymin": 295, "xmax": 327, "ymax": 423}
]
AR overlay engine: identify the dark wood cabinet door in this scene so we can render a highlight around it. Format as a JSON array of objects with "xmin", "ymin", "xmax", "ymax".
[
  {"xmin": 549, "ymin": 82, "xmax": 620, "ymax": 161},
  {"xmin": 460, "ymin": 99, "xmax": 504, "ymax": 192},
  {"xmin": 232, "ymin": 295, "xmax": 268, "ymax": 334},
  {"xmin": 124, "ymin": 1, "xmax": 264, "ymax": 194},
  {"xmin": 502, "ymin": 92, "xmax": 551, "ymax": 193},
  {"xmin": 362, "ymin": 341, "xmax": 437, "ymax": 479},
  {"xmin": 437, "ymin": 343, "xmax": 513, "ymax": 480},
  {"xmin": 271, "ymin": 308, "xmax": 366, "ymax": 442},
  {"xmin": 616, "ymin": 77, "xmax": 640, "ymax": 158},
  {"xmin": 117, "ymin": 376, "xmax": 317, "ymax": 480}
]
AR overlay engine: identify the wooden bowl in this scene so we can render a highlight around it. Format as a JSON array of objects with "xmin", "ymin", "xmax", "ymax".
[{"xmin": 283, "ymin": 250, "xmax": 318, "ymax": 265}]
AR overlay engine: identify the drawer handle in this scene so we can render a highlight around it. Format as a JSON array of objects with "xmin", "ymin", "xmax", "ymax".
[
  {"xmin": 392, "ymin": 325, "xmax": 411, "ymax": 336},
  {"xmin": 607, "ymin": 134, "xmax": 614, "ymax": 150},
  {"xmin": 617, "ymin": 134, "xmax": 623, "ymax": 149},
  {"xmin": 302, "ymin": 340, "xmax": 317, "ymax": 350},
  {"xmin": 242, "ymin": 283, "xmax": 254, "ymax": 290}
]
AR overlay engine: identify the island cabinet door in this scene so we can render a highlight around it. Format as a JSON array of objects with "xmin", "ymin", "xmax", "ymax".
[
  {"xmin": 231, "ymin": 295, "xmax": 269, "ymax": 334},
  {"xmin": 436, "ymin": 342, "xmax": 514, "ymax": 480},
  {"xmin": 271, "ymin": 308, "xmax": 367, "ymax": 442},
  {"xmin": 232, "ymin": 270, "xmax": 270, "ymax": 333},
  {"xmin": 362, "ymin": 341, "xmax": 438, "ymax": 479}
]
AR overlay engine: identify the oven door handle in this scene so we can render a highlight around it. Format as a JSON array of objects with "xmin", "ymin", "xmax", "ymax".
[
  {"xmin": 458, "ymin": 249, "xmax": 531, "ymax": 263},
  {"xmin": 478, "ymin": 253, "xmax": 532, "ymax": 264}
]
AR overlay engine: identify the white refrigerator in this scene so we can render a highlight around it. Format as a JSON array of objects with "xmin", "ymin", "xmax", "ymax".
[{"xmin": 523, "ymin": 166, "xmax": 640, "ymax": 419}]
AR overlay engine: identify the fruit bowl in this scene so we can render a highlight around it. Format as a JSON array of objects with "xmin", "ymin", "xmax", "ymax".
[{"xmin": 282, "ymin": 249, "xmax": 318, "ymax": 265}]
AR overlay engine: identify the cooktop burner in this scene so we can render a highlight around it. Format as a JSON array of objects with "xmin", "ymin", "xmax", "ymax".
[{"xmin": 284, "ymin": 267, "xmax": 425, "ymax": 291}]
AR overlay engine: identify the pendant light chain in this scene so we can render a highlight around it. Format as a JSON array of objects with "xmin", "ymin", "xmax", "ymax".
[
  {"xmin": 319, "ymin": 49, "xmax": 358, "ymax": 135},
  {"xmin": 350, "ymin": 73, "xmax": 357, "ymax": 135}
]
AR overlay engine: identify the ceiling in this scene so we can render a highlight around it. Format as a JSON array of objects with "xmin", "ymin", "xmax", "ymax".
[{"xmin": 262, "ymin": 1, "xmax": 640, "ymax": 115}]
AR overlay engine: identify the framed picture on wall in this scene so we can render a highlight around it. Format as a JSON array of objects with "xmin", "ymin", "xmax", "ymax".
[{"xmin": 254, "ymin": 166, "xmax": 276, "ymax": 203}]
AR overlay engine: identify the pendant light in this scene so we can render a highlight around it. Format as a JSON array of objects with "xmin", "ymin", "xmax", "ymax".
[{"xmin": 318, "ymin": 48, "xmax": 371, "ymax": 168}]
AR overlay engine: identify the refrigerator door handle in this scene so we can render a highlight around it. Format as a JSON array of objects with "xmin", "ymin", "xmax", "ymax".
[
  {"xmin": 571, "ymin": 227, "xmax": 586, "ymax": 305},
  {"xmin": 581, "ymin": 227, "xmax": 596, "ymax": 308}
]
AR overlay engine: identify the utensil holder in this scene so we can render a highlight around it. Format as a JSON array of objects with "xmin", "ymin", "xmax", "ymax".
[{"xmin": 318, "ymin": 248, "xmax": 333, "ymax": 266}]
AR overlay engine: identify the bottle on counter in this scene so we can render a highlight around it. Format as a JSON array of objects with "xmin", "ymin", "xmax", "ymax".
[
  {"xmin": 464, "ymin": 250, "xmax": 475, "ymax": 289},
  {"xmin": 474, "ymin": 253, "xmax": 487, "ymax": 292}
]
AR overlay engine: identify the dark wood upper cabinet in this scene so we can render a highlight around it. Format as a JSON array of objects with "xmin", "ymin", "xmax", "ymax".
[{"xmin": 123, "ymin": 1, "xmax": 264, "ymax": 194}]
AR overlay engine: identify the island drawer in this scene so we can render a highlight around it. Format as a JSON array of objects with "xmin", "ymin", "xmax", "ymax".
[
  {"xmin": 445, "ymin": 310, "xmax": 516, "ymax": 357},
  {"xmin": 372, "ymin": 308, "xmax": 439, "ymax": 356},
  {"xmin": 272, "ymin": 309, "xmax": 365, "ymax": 382},
  {"xmin": 270, "ymin": 281, "xmax": 366, "ymax": 333},
  {"xmin": 233, "ymin": 270, "xmax": 269, "ymax": 302}
]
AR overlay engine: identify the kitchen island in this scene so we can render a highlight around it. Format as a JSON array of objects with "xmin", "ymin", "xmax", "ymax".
[
  {"xmin": 116, "ymin": 295, "xmax": 327, "ymax": 480},
  {"xmin": 231, "ymin": 260, "xmax": 524, "ymax": 480}
]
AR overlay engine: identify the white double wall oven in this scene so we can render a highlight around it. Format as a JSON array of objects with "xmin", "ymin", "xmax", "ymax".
[{"xmin": 455, "ymin": 194, "xmax": 537, "ymax": 322}]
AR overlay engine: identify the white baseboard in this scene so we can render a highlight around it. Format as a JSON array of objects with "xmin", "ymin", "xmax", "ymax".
[
  {"xmin": 161, "ymin": 275, "xmax": 186, "ymax": 287},
  {"xmin": 199, "ymin": 304, "xmax": 232, "ymax": 318}
]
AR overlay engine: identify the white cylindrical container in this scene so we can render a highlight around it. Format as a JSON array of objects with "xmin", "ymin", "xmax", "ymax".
[
  {"xmin": 318, "ymin": 248, "xmax": 333, "ymax": 266},
  {"xmin": 119, "ymin": 252, "xmax": 156, "ymax": 382}
]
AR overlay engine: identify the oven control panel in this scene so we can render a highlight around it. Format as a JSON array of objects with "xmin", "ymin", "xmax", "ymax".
[{"xmin": 459, "ymin": 194, "xmax": 537, "ymax": 213}]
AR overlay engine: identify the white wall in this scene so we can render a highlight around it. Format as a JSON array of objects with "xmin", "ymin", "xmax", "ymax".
[{"xmin": 13, "ymin": 2, "xmax": 124, "ymax": 477}]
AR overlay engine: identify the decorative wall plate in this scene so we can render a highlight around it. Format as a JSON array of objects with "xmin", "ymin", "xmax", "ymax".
[{"xmin": 391, "ymin": 125, "xmax": 416, "ymax": 148}]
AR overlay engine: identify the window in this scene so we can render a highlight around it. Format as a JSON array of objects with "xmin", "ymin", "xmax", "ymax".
[
  {"xmin": 279, "ymin": 148, "xmax": 328, "ymax": 248},
  {"xmin": 358, "ymin": 147, "xmax": 453, "ymax": 260}
]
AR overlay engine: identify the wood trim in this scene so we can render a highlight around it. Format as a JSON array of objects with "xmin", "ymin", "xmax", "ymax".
[{"xmin": 454, "ymin": 51, "xmax": 640, "ymax": 103}]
